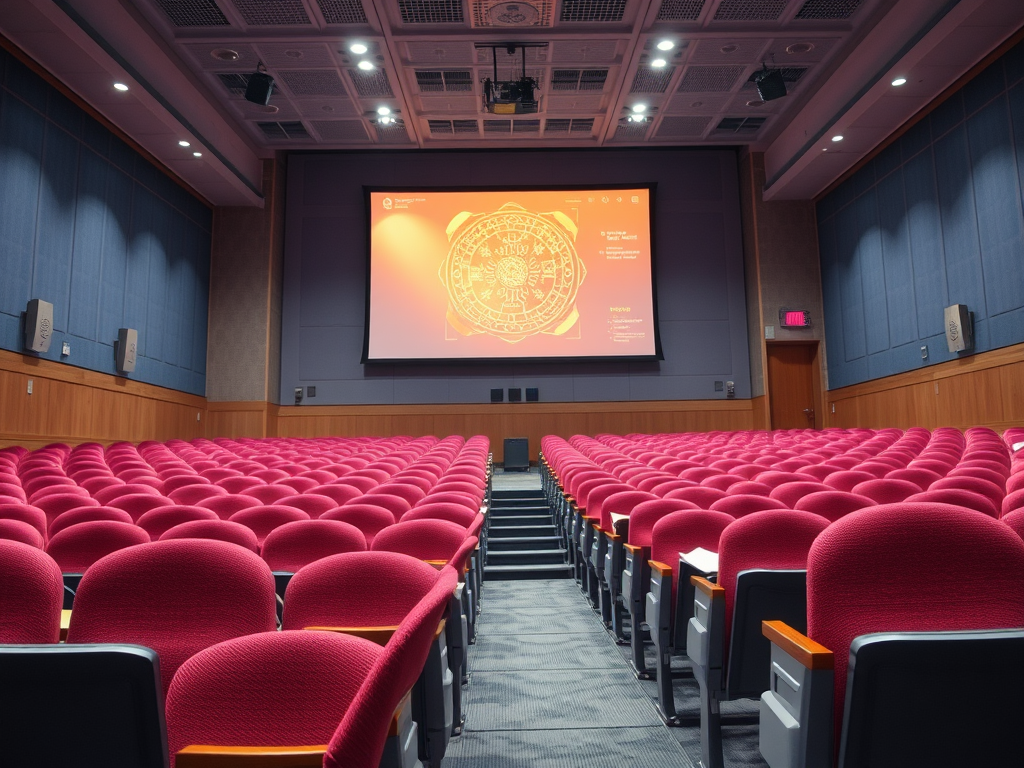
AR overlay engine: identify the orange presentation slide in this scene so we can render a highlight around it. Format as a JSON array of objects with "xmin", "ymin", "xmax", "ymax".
[{"xmin": 365, "ymin": 188, "xmax": 659, "ymax": 362}]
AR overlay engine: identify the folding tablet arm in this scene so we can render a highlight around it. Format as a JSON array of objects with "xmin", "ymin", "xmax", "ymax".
[
  {"xmin": 758, "ymin": 620, "xmax": 834, "ymax": 768},
  {"xmin": 621, "ymin": 543, "xmax": 651, "ymax": 675},
  {"xmin": 602, "ymin": 516, "xmax": 629, "ymax": 640}
]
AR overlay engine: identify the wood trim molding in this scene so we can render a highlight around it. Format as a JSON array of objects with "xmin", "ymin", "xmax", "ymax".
[
  {"xmin": 175, "ymin": 746, "xmax": 326, "ymax": 768},
  {"xmin": 691, "ymin": 575, "xmax": 725, "ymax": 597},
  {"xmin": 274, "ymin": 399, "xmax": 754, "ymax": 418},
  {"xmin": 649, "ymin": 560, "xmax": 673, "ymax": 577},
  {"xmin": 762, "ymin": 620, "xmax": 834, "ymax": 670},
  {"xmin": 304, "ymin": 626, "xmax": 398, "ymax": 645}
]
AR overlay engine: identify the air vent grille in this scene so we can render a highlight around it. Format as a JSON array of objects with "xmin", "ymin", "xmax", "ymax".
[
  {"xmin": 416, "ymin": 70, "xmax": 474, "ymax": 92},
  {"xmin": 656, "ymin": 116, "xmax": 711, "ymax": 137},
  {"xmin": 484, "ymin": 120, "xmax": 512, "ymax": 133},
  {"xmin": 230, "ymin": 0, "xmax": 311, "ymax": 25},
  {"xmin": 217, "ymin": 73, "xmax": 251, "ymax": 96},
  {"xmin": 570, "ymin": 117, "xmax": 594, "ymax": 133},
  {"xmin": 257, "ymin": 121, "xmax": 310, "ymax": 139},
  {"xmin": 713, "ymin": 0, "xmax": 786, "ymax": 20},
  {"xmin": 545, "ymin": 117, "xmax": 594, "ymax": 133},
  {"xmin": 551, "ymin": 69, "xmax": 608, "ymax": 91},
  {"xmin": 316, "ymin": 0, "xmax": 368, "ymax": 23},
  {"xmin": 155, "ymin": 0, "xmax": 229, "ymax": 26},
  {"xmin": 347, "ymin": 70, "xmax": 395, "ymax": 98},
  {"xmin": 614, "ymin": 120, "xmax": 649, "ymax": 140},
  {"xmin": 398, "ymin": 0, "xmax": 464, "ymax": 23},
  {"xmin": 453, "ymin": 120, "xmax": 479, "ymax": 133},
  {"xmin": 677, "ymin": 66, "xmax": 743, "ymax": 92},
  {"xmin": 715, "ymin": 116, "xmax": 766, "ymax": 133},
  {"xmin": 656, "ymin": 0, "xmax": 705, "ymax": 21},
  {"xmin": 513, "ymin": 119, "xmax": 541, "ymax": 133},
  {"xmin": 376, "ymin": 122, "xmax": 411, "ymax": 142},
  {"xmin": 311, "ymin": 120, "xmax": 369, "ymax": 141},
  {"xmin": 560, "ymin": 0, "xmax": 627, "ymax": 23},
  {"xmin": 630, "ymin": 67, "xmax": 676, "ymax": 93},
  {"xmin": 795, "ymin": 0, "xmax": 860, "ymax": 19},
  {"xmin": 471, "ymin": 0, "xmax": 555, "ymax": 27},
  {"xmin": 428, "ymin": 119, "xmax": 454, "ymax": 134},
  {"xmin": 280, "ymin": 70, "xmax": 348, "ymax": 97}
]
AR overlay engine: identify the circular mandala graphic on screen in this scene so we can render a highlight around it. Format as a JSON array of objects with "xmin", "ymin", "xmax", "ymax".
[{"xmin": 439, "ymin": 203, "xmax": 586, "ymax": 343}]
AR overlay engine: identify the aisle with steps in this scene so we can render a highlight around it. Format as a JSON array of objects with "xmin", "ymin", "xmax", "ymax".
[{"xmin": 485, "ymin": 473, "xmax": 571, "ymax": 581}]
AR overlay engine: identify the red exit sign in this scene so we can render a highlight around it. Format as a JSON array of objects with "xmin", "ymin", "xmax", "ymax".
[{"xmin": 780, "ymin": 310, "xmax": 810, "ymax": 327}]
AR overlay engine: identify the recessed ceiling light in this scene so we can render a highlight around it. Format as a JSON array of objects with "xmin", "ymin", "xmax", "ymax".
[
  {"xmin": 380, "ymin": 116, "xmax": 393, "ymax": 125},
  {"xmin": 178, "ymin": 140, "xmax": 191, "ymax": 147},
  {"xmin": 651, "ymin": 58, "xmax": 667, "ymax": 68},
  {"xmin": 891, "ymin": 77, "xmax": 907, "ymax": 86},
  {"xmin": 831, "ymin": 134, "xmax": 844, "ymax": 142},
  {"xmin": 357, "ymin": 61, "xmax": 375, "ymax": 71},
  {"xmin": 193, "ymin": 152, "xmax": 202, "ymax": 157},
  {"xmin": 113, "ymin": 82, "xmax": 129, "ymax": 92},
  {"xmin": 720, "ymin": 44, "xmax": 738, "ymax": 54},
  {"xmin": 785, "ymin": 42, "xmax": 815, "ymax": 55},
  {"xmin": 656, "ymin": 40, "xmax": 675, "ymax": 51},
  {"xmin": 746, "ymin": 100, "xmax": 762, "ymax": 107},
  {"xmin": 211, "ymin": 48, "xmax": 240, "ymax": 62},
  {"xmin": 632, "ymin": 104, "xmax": 647, "ymax": 113},
  {"xmin": 377, "ymin": 106, "xmax": 391, "ymax": 115},
  {"xmin": 350, "ymin": 42, "xmax": 368, "ymax": 55}
]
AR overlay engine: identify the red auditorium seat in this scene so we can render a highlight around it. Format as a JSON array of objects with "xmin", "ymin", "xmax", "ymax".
[
  {"xmin": 273, "ymin": 476, "xmax": 319, "ymax": 494},
  {"xmin": 310, "ymin": 483, "xmax": 363, "ymax": 506},
  {"xmin": 822, "ymin": 470, "xmax": 876, "ymax": 493},
  {"xmin": 850, "ymin": 478, "xmax": 922, "ymax": 505},
  {"xmin": 276, "ymin": 493, "xmax": 339, "ymax": 518},
  {"xmin": 27, "ymin": 482, "xmax": 90, "ymax": 503},
  {"xmin": 421, "ymin": 490, "xmax": 480, "ymax": 511},
  {"xmin": 350, "ymin": 493, "xmax": 413, "ymax": 522},
  {"xmin": 167, "ymin": 483, "xmax": 228, "ymax": 506},
  {"xmin": 0, "ymin": 503, "xmax": 48, "ymax": 539},
  {"xmin": 375, "ymin": 482, "xmax": 427, "ymax": 506},
  {"xmin": 1002, "ymin": 489, "xmax": 1024, "ymax": 518},
  {"xmin": 214, "ymin": 476, "xmax": 266, "ymax": 494},
  {"xmin": 793, "ymin": 490, "xmax": 874, "ymax": 522},
  {"xmin": 160, "ymin": 475, "xmax": 211, "ymax": 495},
  {"xmin": 160, "ymin": 519, "xmax": 260, "ymax": 553},
  {"xmin": 930, "ymin": 475, "xmax": 1005, "ymax": 510},
  {"xmin": 796, "ymin": 464, "xmax": 836, "ymax": 482},
  {"xmin": 710, "ymin": 494, "xmax": 787, "ymax": 517},
  {"xmin": 759, "ymin": 503, "xmax": 1024, "ymax": 768},
  {"xmin": 45, "ymin": 520, "xmax": 150, "ymax": 573},
  {"xmin": 664, "ymin": 486, "xmax": 727, "ymax": 508},
  {"xmin": 769, "ymin": 481, "xmax": 831, "ymax": 508},
  {"xmin": 93, "ymin": 482, "xmax": 162, "ymax": 505},
  {"xmin": 261, "ymin": 519, "xmax": 367, "ymax": 573},
  {"xmin": 645, "ymin": 509, "xmax": 733, "ymax": 723},
  {"xmin": 67, "ymin": 539, "xmax": 277, "ymax": 694},
  {"xmin": 0, "ymin": 540, "xmax": 63, "ymax": 643},
  {"xmin": 1001, "ymin": 509, "xmax": 1024, "ymax": 541},
  {"xmin": 242, "ymin": 484, "xmax": 296, "ymax": 505},
  {"xmin": 905, "ymin": 488, "xmax": 999, "ymax": 518},
  {"xmin": 686, "ymin": 510, "xmax": 830, "ymax": 768},
  {"xmin": 592, "ymin": 489, "xmax": 657, "ymax": 628},
  {"xmin": 196, "ymin": 493, "xmax": 261, "ymax": 519},
  {"xmin": 136, "ymin": 505, "xmax": 218, "ymax": 539},
  {"xmin": 321, "ymin": 504, "xmax": 396, "ymax": 547},
  {"xmin": 33, "ymin": 493, "xmax": 99, "ymax": 527},
  {"xmin": 49, "ymin": 506, "xmax": 135, "ymax": 540},
  {"xmin": 229, "ymin": 505, "xmax": 310, "ymax": 547},
  {"xmin": 331, "ymin": 475, "xmax": 380, "ymax": 494},
  {"xmin": 402, "ymin": 502, "xmax": 479, "ymax": 529},
  {"xmin": 700, "ymin": 474, "xmax": 748, "ymax": 492},
  {"xmin": 372, "ymin": 518, "xmax": 467, "ymax": 563},
  {"xmin": 884, "ymin": 467, "xmax": 940, "ymax": 491},
  {"xmin": 0, "ymin": 519, "xmax": 44, "ymax": 548}
]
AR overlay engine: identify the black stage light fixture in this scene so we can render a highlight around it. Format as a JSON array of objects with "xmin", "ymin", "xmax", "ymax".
[
  {"xmin": 754, "ymin": 65, "xmax": 786, "ymax": 102},
  {"xmin": 490, "ymin": 388, "xmax": 504, "ymax": 403},
  {"xmin": 245, "ymin": 64, "xmax": 275, "ymax": 106},
  {"xmin": 508, "ymin": 387, "xmax": 522, "ymax": 402}
]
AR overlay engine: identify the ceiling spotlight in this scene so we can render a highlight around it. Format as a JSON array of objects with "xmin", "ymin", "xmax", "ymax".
[
  {"xmin": 178, "ymin": 140, "xmax": 191, "ymax": 147},
  {"xmin": 244, "ymin": 63, "xmax": 275, "ymax": 106},
  {"xmin": 651, "ymin": 58, "xmax": 667, "ymax": 68},
  {"xmin": 113, "ymin": 82, "xmax": 129, "ymax": 92},
  {"xmin": 357, "ymin": 61, "xmax": 375, "ymax": 71},
  {"xmin": 193, "ymin": 152, "xmax": 202, "ymax": 157},
  {"xmin": 832, "ymin": 134, "xmax": 844, "ymax": 142},
  {"xmin": 891, "ymin": 77, "xmax": 907, "ymax": 86},
  {"xmin": 379, "ymin": 115, "xmax": 393, "ymax": 125},
  {"xmin": 656, "ymin": 40, "xmax": 675, "ymax": 51},
  {"xmin": 632, "ymin": 104, "xmax": 647, "ymax": 113},
  {"xmin": 377, "ymin": 106, "xmax": 391, "ymax": 115},
  {"xmin": 350, "ymin": 42, "xmax": 369, "ymax": 55}
]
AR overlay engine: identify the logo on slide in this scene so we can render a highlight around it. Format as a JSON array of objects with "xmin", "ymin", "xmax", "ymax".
[
  {"xmin": 382, "ymin": 197, "xmax": 393, "ymax": 210},
  {"xmin": 439, "ymin": 202, "xmax": 586, "ymax": 343}
]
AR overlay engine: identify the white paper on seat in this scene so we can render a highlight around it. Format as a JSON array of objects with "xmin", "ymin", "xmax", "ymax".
[
  {"xmin": 679, "ymin": 547, "xmax": 718, "ymax": 575},
  {"xmin": 1012, "ymin": 441, "xmax": 1024, "ymax": 453},
  {"xmin": 610, "ymin": 512, "xmax": 629, "ymax": 526}
]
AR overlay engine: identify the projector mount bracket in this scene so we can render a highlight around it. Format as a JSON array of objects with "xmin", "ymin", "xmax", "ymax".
[{"xmin": 474, "ymin": 42, "xmax": 548, "ymax": 115}]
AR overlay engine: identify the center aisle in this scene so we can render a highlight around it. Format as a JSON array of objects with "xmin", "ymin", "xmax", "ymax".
[{"xmin": 443, "ymin": 578, "xmax": 696, "ymax": 767}]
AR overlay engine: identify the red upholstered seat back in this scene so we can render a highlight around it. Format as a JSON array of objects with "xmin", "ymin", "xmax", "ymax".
[
  {"xmin": 884, "ymin": 467, "xmax": 940, "ymax": 491},
  {"xmin": 793, "ymin": 490, "xmax": 874, "ymax": 522},
  {"xmin": 160, "ymin": 519, "xmax": 260, "ymax": 553},
  {"xmin": 33, "ymin": 493, "xmax": 98, "ymax": 526},
  {"xmin": 242, "ymin": 484, "xmax": 296, "ymax": 505},
  {"xmin": 67, "ymin": 538, "xmax": 277, "ymax": 693},
  {"xmin": 649, "ymin": 510, "xmax": 733, "ymax": 585},
  {"xmin": 374, "ymin": 483, "xmax": 427, "ymax": 506},
  {"xmin": 107, "ymin": 493, "xmax": 175, "ymax": 522},
  {"xmin": 807, "ymin": 502, "xmax": 1024, "ymax": 742},
  {"xmin": 282, "ymin": 550, "xmax": 442, "ymax": 630},
  {"xmin": 351, "ymin": 494, "xmax": 413, "ymax": 522},
  {"xmin": 663, "ymin": 486, "xmax": 726, "ymax": 508},
  {"xmin": 371, "ymin": 518, "xmax": 467, "ymax": 562},
  {"xmin": 850, "ymin": 478, "xmax": 921, "ymax": 505},
  {"xmin": 906, "ymin": 488, "xmax": 999, "ymax": 518},
  {"xmin": 136, "ymin": 506, "xmax": 218, "ymax": 539},
  {"xmin": 168, "ymin": 484, "xmax": 228, "ymax": 506},
  {"xmin": 0, "ymin": 518, "xmax": 44, "ymax": 548},
  {"xmin": 710, "ymin": 494, "xmax": 788, "ymax": 518},
  {"xmin": 215, "ymin": 476, "xmax": 266, "ymax": 494},
  {"xmin": 823, "ymin": 470, "xmax": 876, "ymax": 493},
  {"xmin": 626, "ymin": 499, "xmax": 700, "ymax": 547},
  {"xmin": 196, "ymin": 493, "xmax": 261, "ymax": 519},
  {"xmin": 1002, "ymin": 509, "xmax": 1024, "ymax": 541},
  {"xmin": 717, "ymin": 510, "xmax": 829, "ymax": 653},
  {"xmin": 276, "ymin": 494, "xmax": 340, "ymax": 519},
  {"xmin": 45, "ymin": 520, "xmax": 150, "ymax": 572},
  {"xmin": 0, "ymin": 540, "xmax": 63, "ymax": 643},
  {"xmin": 585, "ymin": 483, "xmax": 634, "ymax": 525},
  {"xmin": 769, "ymin": 482, "xmax": 831, "ymax": 508},
  {"xmin": 325, "ymin": 566, "xmax": 458, "ymax": 768},
  {"xmin": 600, "ymin": 490, "xmax": 658, "ymax": 531},
  {"xmin": 930, "ymin": 476, "xmax": 1005, "ymax": 510},
  {"xmin": 261, "ymin": 520, "xmax": 367, "ymax": 572},
  {"xmin": 311, "ymin": 484, "xmax": 363, "ymax": 506},
  {"xmin": 166, "ymin": 630, "xmax": 379, "ymax": 768},
  {"xmin": 421, "ymin": 491, "xmax": 480, "ymax": 511},
  {"xmin": 93, "ymin": 483, "xmax": 161, "ymax": 505},
  {"xmin": 403, "ymin": 502, "xmax": 479, "ymax": 528},
  {"xmin": 228, "ymin": 505, "xmax": 310, "ymax": 545},
  {"xmin": 321, "ymin": 504, "xmax": 396, "ymax": 547},
  {"xmin": 0, "ymin": 503, "xmax": 48, "ymax": 539}
]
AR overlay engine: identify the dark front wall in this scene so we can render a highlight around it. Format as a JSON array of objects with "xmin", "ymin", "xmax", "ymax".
[
  {"xmin": 817, "ymin": 40, "xmax": 1024, "ymax": 390},
  {"xmin": 281, "ymin": 148, "xmax": 750, "ymax": 405},
  {"xmin": 0, "ymin": 48, "xmax": 211, "ymax": 396}
]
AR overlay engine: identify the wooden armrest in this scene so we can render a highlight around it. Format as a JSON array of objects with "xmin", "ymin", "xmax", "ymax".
[
  {"xmin": 649, "ymin": 560, "xmax": 673, "ymax": 577},
  {"xmin": 434, "ymin": 618, "xmax": 446, "ymax": 641},
  {"xmin": 762, "ymin": 620, "xmax": 834, "ymax": 670},
  {"xmin": 623, "ymin": 543, "xmax": 642, "ymax": 554},
  {"xmin": 60, "ymin": 609, "xmax": 71, "ymax": 643},
  {"xmin": 591, "ymin": 521, "xmax": 605, "ymax": 532},
  {"xmin": 304, "ymin": 626, "xmax": 398, "ymax": 645},
  {"xmin": 608, "ymin": 532, "xmax": 622, "ymax": 542},
  {"xmin": 424, "ymin": 559, "xmax": 448, "ymax": 569},
  {"xmin": 176, "ymin": 745, "xmax": 326, "ymax": 768},
  {"xmin": 690, "ymin": 575, "xmax": 724, "ymax": 597}
]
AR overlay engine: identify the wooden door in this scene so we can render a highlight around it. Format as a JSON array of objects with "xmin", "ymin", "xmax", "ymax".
[{"xmin": 766, "ymin": 342, "xmax": 820, "ymax": 429}]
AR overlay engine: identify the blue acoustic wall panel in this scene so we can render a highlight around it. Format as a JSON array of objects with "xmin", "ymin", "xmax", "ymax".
[
  {"xmin": 0, "ymin": 48, "xmax": 211, "ymax": 395},
  {"xmin": 281, "ymin": 148, "xmax": 750, "ymax": 405},
  {"xmin": 818, "ymin": 39, "xmax": 1024, "ymax": 390}
]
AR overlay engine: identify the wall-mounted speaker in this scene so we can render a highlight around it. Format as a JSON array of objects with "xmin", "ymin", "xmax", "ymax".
[
  {"xmin": 526, "ymin": 387, "xmax": 539, "ymax": 402},
  {"xmin": 490, "ymin": 388, "xmax": 504, "ymax": 403},
  {"xmin": 944, "ymin": 304, "xmax": 973, "ymax": 353},
  {"xmin": 24, "ymin": 299, "xmax": 53, "ymax": 353},
  {"xmin": 244, "ymin": 71, "xmax": 275, "ymax": 106},
  {"xmin": 508, "ymin": 388, "xmax": 522, "ymax": 402},
  {"xmin": 115, "ymin": 328, "xmax": 138, "ymax": 373}
]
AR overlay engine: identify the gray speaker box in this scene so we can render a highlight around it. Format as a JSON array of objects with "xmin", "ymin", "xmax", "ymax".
[
  {"xmin": 116, "ymin": 328, "xmax": 138, "ymax": 373},
  {"xmin": 24, "ymin": 299, "xmax": 53, "ymax": 353},
  {"xmin": 944, "ymin": 304, "xmax": 973, "ymax": 353}
]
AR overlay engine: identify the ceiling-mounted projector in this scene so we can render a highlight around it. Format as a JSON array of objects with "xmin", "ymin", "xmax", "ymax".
[
  {"xmin": 754, "ymin": 65, "xmax": 787, "ymax": 102},
  {"xmin": 476, "ymin": 42, "xmax": 546, "ymax": 115}
]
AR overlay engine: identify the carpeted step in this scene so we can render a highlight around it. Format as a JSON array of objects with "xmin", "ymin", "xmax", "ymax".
[
  {"xmin": 484, "ymin": 563, "xmax": 573, "ymax": 580},
  {"xmin": 488, "ymin": 535, "xmax": 562, "ymax": 551},
  {"xmin": 486, "ymin": 549, "xmax": 567, "ymax": 566}
]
